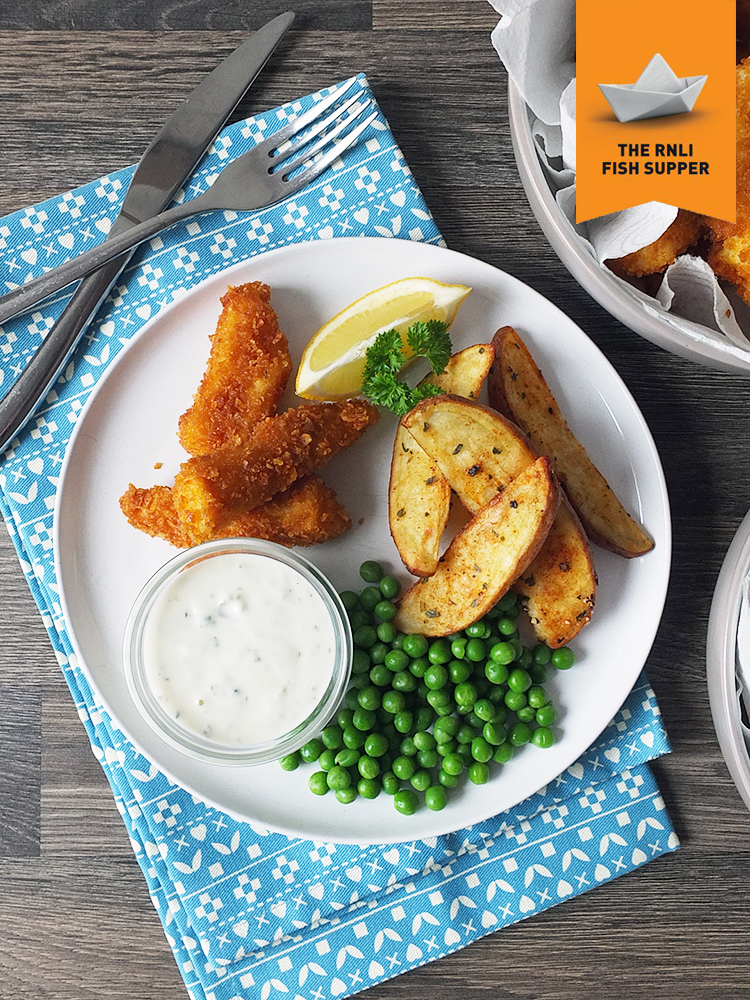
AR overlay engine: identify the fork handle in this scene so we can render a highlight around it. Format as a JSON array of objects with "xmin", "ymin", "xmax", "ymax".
[
  {"xmin": 0, "ymin": 253, "xmax": 135, "ymax": 453},
  {"xmin": 0, "ymin": 201, "xmax": 193, "ymax": 327}
]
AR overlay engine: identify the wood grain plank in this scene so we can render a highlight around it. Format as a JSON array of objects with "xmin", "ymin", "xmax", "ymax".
[
  {"xmin": 373, "ymin": 0, "xmax": 499, "ymax": 31},
  {"xmin": 0, "ymin": 687, "xmax": 41, "ymax": 857},
  {"xmin": 0, "ymin": 1, "xmax": 372, "ymax": 31}
]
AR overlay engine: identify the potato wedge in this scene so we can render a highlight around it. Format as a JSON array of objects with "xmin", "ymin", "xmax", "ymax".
[
  {"xmin": 394, "ymin": 456, "xmax": 559, "ymax": 637},
  {"xmin": 513, "ymin": 496, "xmax": 596, "ymax": 647},
  {"xmin": 488, "ymin": 326, "xmax": 654, "ymax": 558},
  {"xmin": 388, "ymin": 345, "xmax": 494, "ymax": 577},
  {"xmin": 404, "ymin": 394, "xmax": 596, "ymax": 645}
]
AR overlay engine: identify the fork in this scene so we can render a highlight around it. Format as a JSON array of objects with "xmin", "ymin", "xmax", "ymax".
[{"xmin": 0, "ymin": 78, "xmax": 376, "ymax": 326}]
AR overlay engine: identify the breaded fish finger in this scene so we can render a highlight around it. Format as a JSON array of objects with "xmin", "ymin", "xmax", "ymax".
[
  {"xmin": 177, "ymin": 282, "xmax": 292, "ymax": 456},
  {"xmin": 120, "ymin": 474, "xmax": 351, "ymax": 548},
  {"xmin": 172, "ymin": 399, "xmax": 379, "ymax": 545},
  {"xmin": 607, "ymin": 209, "xmax": 705, "ymax": 278}
]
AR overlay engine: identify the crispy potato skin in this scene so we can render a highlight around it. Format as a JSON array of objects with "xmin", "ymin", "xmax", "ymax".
[
  {"xmin": 172, "ymin": 399, "xmax": 379, "ymax": 546},
  {"xmin": 606, "ymin": 210, "xmax": 705, "ymax": 278},
  {"xmin": 513, "ymin": 496, "xmax": 596, "ymax": 647},
  {"xmin": 394, "ymin": 456, "xmax": 559, "ymax": 637},
  {"xmin": 120, "ymin": 474, "xmax": 351, "ymax": 549},
  {"xmin": 388, "ymin": 344, "xmax": 494, "ymax": 577},
  {"xmin": 403, "ymin": 394, "xmax": 596, "ymax": 645},
  {"xmin": 488, "ymin": 326, "xmax": 654, "ymax": 558},
  {"xmin": 177, "ymin": 282, "xmax": 292, "ymax": 456}
]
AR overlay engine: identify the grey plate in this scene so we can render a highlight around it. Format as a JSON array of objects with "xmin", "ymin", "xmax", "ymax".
[{"xmin": 707, "ymin": 509, "xmax": 750, "ymax": 812}]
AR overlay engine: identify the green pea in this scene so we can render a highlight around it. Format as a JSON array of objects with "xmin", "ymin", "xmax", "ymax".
[
  {"xmin": 516, "ymin": 706, "xmax": 536, "ymax": 723},
  {"xmin": 442, "ymin": 752, "xmax": 465, "ymax": 776},
  {"xmin": 414, "ymin": 705, "xmax": 436, "ymax": 731},
  {"xmin": 496, "ymin": 616, "xmax": 518, "ymax": 636},
  {"xmin": 383, "ymin": 648, "xmax": 407, "ymax": 672},
  {"xmin": 318, "ymin": 748, "xmax": 336, "ymax": 771},
  {"xmin": 424, "ymin": 663, "xmax": 449, "ymax": 690},
  {"xmin": 402, "ymin": 633, "xmax": 428, "ymax": 658},
  {"xmin": 308, "ymin": 771, "xmax": 329, "ymax": 795},
  {"xmin": 339, "ymin": 590, "xmax": 359, "ymax": 612},
  {"xmin": 326, "ymin": 765, "xmax": 352, "ymax": 791},
  {"xmin": 493, "ymin": 743, "xmax": 514, "ymax": 764},
  {"xmin": 352, "ymin": 707, "xmax": 376, "ymax": 731},
  {"xmin": 374, "ymin": 620, "xmax": 395, "ymax": 644},
  {"xmin": 392, "ymin": 669, "xmax": 417, "ymax": 692},
  {"xmin": 353, "ymin": 624, "xmax": 378, "ymax": 648},
  {"xmin": 451, "ymin": 637, "xmax": 468, "ymax": 659},
  {"xmin": 357, "ymin": 686, "xmax": 382, "ymax": 711},
  {"xmin": 509, "ymin": 722, "xmax": 533, "ymax": 746},
  {"xmin": 394, "ymin": 789, "xmax": 419, "ymax": 815},
  {"xmin": 454, "ymin": 681, "xmax": 478, "ymax": 708},
  {"xmin": 436, "ymin": 739, "xmax": 458, "ymax": 757},
  {"xmin": 336, "ymin": 787, "xmax": 358, "ymax": 804},
  {"xmin": 382, "ymin": 771, "xmax": 400, "ymax": 795},
  {"xmin": 535, "ymin": 704, "xmax": 557, "ymax": 728},
  {"xmin": 531, "ymin": 726, "xmax": 556, "ymax": 748},
  {"xmin": 468, "ymin": 761, "xmax": 490, "ymax": 785},
  {"xmin": 527, "ymin": 685, "xmax": 548, "ymax": 709},
  {"xmin": 409, "ymin": 656, "xmax": 429, "ymax": 678},
  {"xmin": 369, "ymin": 664, "xmax": 393, "ymax": 687},
  {"xmin": 374, "ymin": 600, "xmax": 397, "ymax": 622},
  {"xmin": 471, "ymin": 736, "xmax": 493, "ymax": 763},
  {"xmin": 399, "ymin": 736, "xmax": 418, "ymax": 757},
  {"xmin": 517, "ymin": 646, "xmax": 533, "ymax": 669},
  {"xmin": 532, "ymin": 643, "xmax": 552, "ymax": 665},
  {"xmin": 348, "ymin": 609, "xmax": 371, "ymax": 631},
  {"xmin": 417, "ymin": 748, "xmax": 438, "ymax": 769},
  {"xmin": 392, "ymin": 755, "xmax": 416, "ymax": 780},
  {"xmin": 337, "ymin": 708, "xmax": 354, "ymax": 729},
  {"xmin": 465, "ymin": 638, "xmax": 487, "ymax": 662},
  {"xmin": 428, "ymin": 639, "xmax": 452, "ymax": 664},
  {"xmin": 360, "ymin": 560, "xmax": 384, "ymax": 583},
  {"xmin": 504, "ymin": 689, "xmax": 527, "ymax": 712},
  {"xmin": 438, "ymin": 769, "xmax": 460, "ymax": 789},
  {"xmin": 529, "ymin": 663, "xmax": 548, "ymax": 684},
  {"xmin": 427, "ymin": 688, "xmax": 451, "ymax": 710},
  {"xmin": 449, "ymin": 658, "xmax": 473, "ymax": 684},
  {"xmin": 350, "ymin": 672, "xmax": 370, "ymax": 691},
  {"xmin": 299, "ymin": 738, "xmax": 323, "ymax": 763},
  {"xmin": 394, "ymin": 710, "xmax": 414, "ymax": 733},
  {"xmin": 279, "ymin": 752, "xmax": 300, "ymax": 771},
  {"xmin": 390, "ymin": 632, "xmax": 407, "ymax": 649},
  {"xmin": 358, "ymin": 755, "xmax": 380, "ymax": 779},
  {"xmin": 364, "ymin": 732, "xmax": 389, "ymax": 757},
  {"xmin": 358, "ymin": 777, "xmax": 381, "ymax": 799},
  {"xmin": 551, "ymin": 647, "xmax": 575, "ymax": 670},
  {"xmin": 473, "ymin": 698, "xmax": 496, "ymax": 722},
  {"xmin": 369, "ymin": 641, "xmax": 389, "ymax": 665},
  {"xmin": 351, "ymin": 649, "xmax": 372, "ymax": 674},
  {"xmin": 410, "ymin": 768, "xmax": 432, "ymax": 792},
  {"xmin": 381, "ymin": 689, "xmax": 406, "ymax": 714},
  {"xmin": 359, "ymin": 585, "xmax": 382, "ymax": 612},
  {"xmin": 434, "ymin": 714, "xmax": 460, "ymax": 739},
  {"xmin": 342, "ymin": 726, "xmax": 366, "ymax": 749},
  {"xmin": 508, "ymin": 667, "xmax": 532, "ymax": 693},
  {"xmin": 483, "ymin": 721, "xmax": 507, "ymax": 746},
  {"xmin": 335, "ymin": 746, "xmax": 361, "ymax": 768},
  {"xmin": 465, "ymin": 621, "xmax": 486, "ymax": 639},
  {"xmin": 413, "ymin": 730, "xmax": 436, "ymax": 752},
  {"xmin": 425, "ymin": 785, "xmax": 448, "ymax": 811},
  {"xmin": 379, "ymin": 575, "xmax": 401, "ymax": 599},
  {"xmin": 484, "ymin": 659, "xmax": 509, "ymax": 686},
  {"xmin": 490, "ymin": 641, "xmax": 516, "ymax": 665}
]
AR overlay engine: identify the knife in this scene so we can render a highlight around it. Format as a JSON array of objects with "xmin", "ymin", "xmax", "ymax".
[{"xmin": 0, "ymin": 10, "xmax": 294, "ymax": 454}]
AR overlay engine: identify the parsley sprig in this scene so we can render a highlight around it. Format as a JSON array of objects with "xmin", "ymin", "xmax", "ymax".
[{"xmin": 361, "ymin": 319, "xmax": 453, "ymax": 416}]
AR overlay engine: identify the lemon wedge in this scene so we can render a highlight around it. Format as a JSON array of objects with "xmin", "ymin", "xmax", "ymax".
[{"xmin": 295, "ymin": 276, "xmax": 471, "ymax": 400}]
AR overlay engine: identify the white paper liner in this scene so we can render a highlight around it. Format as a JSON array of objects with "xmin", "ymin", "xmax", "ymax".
[
  {"xmin": 488, "ymin": 0, "xmax": 750, "ymax": 354},
  {"xmin": 736, "ymin": 576, "xmax": 750, "ymax": 750}
]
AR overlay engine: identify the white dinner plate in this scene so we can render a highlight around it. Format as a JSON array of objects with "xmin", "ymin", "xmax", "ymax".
[{"xmin": 54, "ymin": 236, "xmax": 671, "ymax": 844}]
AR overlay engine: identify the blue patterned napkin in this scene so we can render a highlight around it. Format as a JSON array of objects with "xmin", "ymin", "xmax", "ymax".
[{"xmin": 0, "ymin": 76, "xmax": 678, "ymax": 999}]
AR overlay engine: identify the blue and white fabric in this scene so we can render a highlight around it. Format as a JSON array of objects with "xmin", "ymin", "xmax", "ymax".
[{"xmin": 0, "ymin": 75, "xmax": 678, "ymax": 1000}]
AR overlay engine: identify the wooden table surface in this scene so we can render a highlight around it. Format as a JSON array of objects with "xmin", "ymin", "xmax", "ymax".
[{"xmin": 1, "ymin": 3, "xmax": 750, "ymax": 998}]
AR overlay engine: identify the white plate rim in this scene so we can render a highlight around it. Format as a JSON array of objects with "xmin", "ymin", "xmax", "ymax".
[{"xmin": 53, "ymin": 235, "xmax": 672, "ymax": 844}]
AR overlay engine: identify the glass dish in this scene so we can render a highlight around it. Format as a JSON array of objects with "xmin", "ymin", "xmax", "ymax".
[{"xmin": 123, "ymin": 537, "xmax": 352, "ymax": 766}]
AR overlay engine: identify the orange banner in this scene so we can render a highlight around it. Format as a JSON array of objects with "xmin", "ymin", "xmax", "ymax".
[{"xmin": 576, "ymin": 0, "xmax": 736, "ymax": 224}]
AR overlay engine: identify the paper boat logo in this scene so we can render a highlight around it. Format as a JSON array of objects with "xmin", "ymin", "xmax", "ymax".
[{"xmin": 599, "ymin": 53, "xmax": 707, "ymax": 123}]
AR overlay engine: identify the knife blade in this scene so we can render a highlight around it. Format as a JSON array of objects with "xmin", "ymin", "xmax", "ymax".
[{"xmin": 0, "ymin": 10, "xmax": 294, "ymax": 454}]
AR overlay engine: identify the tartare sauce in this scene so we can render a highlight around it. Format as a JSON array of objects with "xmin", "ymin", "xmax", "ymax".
[{"xmin": 142, "ymin": 552, "xmax": 336, "ymax": 746}]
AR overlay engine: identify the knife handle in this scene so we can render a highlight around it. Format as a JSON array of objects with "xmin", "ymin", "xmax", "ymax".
[{"xmin": 0, "ymin": 253, "xmax": 131, "ymax": 454}]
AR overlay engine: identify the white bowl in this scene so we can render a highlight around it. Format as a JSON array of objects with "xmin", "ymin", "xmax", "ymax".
[
  {"xmin": 507, "ymin": 80, "xmax": 750, "ymax": 376},
  {"xmin": 707, "ymin": 511, "xmax": 750, "ymax": 812}
]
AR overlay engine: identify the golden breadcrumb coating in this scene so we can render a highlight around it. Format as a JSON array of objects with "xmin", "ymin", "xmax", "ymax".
[
  {"xmin": 177, "ymin": 282, "xmax": 292, "ymax": 456},
  {"xmin": 607, "ymin": 210, "xmax": 705, "ymax": 278}
]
